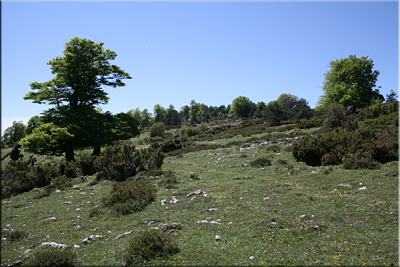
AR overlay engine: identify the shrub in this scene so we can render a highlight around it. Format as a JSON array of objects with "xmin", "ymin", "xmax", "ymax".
[
  {"xmin": 76, "ymin": 153, "xmax": 101, "ymax": 176},
  {"xmin": 265, "ymin": 144, "xmax": 281, "ymax": 152},
  {"xmin": 97, "ymin": 144, "xmax": 164, "ymax": 182},
  {"xmin": 342, "ymin": 150, "xmax": 379, "ymax": 170},
  {"xmin": 151, "ymin": 139, "xmax": 182, "ymax": 153},
  {"xmin": 123, "ymin": 230, "xmax": 179, "ymax": 265},
  {"xmin": 190, "ymin": 172, "xmax": 200, "ymax": 180},
  {"xmin": 2, "ymin": 230, "xmax": 29, "ymax": 242},
  {"xmin": 158, "ymin": 170, "xmax": 178, "ymax": 189},
  {"xmin": 102, "ymin": 179, "xmax": 157, "ymax": 215},
  {"xmin": 149, "ymin": 122, "xmax": 166, "ymax": 138},
  {"xmin": 292, "ymin": 125, "xmax": 398, "ymax": 166},
  {"xmin": 250, "ymin": 157, "xmax": 272, "ymax": 168},
  {"xmin": 23, "ymin": 247, "xmax": 78, "ymax": 266},
  {"xmin": 64, "ymin": 161, "xmax": 80, "ymax": 178},
  {"xmin": 322, "ymin": 103, "xmax": 346, "ymax": 129},
  {"xmin": 276, "ymin": 159, "xmax": 287, "ymax": 165}
]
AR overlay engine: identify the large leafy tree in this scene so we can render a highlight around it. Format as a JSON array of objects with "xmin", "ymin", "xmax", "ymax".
[
  {"xmin": 317, "ymin": 55, "xmax": 384, "ymax": 112},
  {"xmin": 230, "ymin": 96, "xmax": 252, "ymax": 117},
  {"xmin": 23, "ymin": 37, "xmax": 138, "ymax": 161},
  {"xmin": 1, "ymin": 121, "xmax": 26, "ymax": 147}
]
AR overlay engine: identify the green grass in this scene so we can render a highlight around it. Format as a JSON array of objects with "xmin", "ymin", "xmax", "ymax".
[{"xmin": 1, "ymin": 126, "xmax": 398, "ymax": 266}]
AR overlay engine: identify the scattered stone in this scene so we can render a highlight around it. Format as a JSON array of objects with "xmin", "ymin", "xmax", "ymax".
[
  {"xmin": 186, "ymin": 190, "xmax": 210, "ymax": 198},
  {"xmin": 240, "ymin": 164, "xmax": 247, "ymax": 167},
  {"xmin": 300, "ymin": 215, "xmax": 306, "ymax": 218},
  {"xmin": 250, "ymin": 256, "xmax": 256, "ymax": 260},
  {"xmin": 161, "ymin": 199, "xmax": 167, "ymax": 205},
  {"xmin": 143, "ymin": 220, "xmax": 155, "ymax": 225},
  {"xmin": 73, "ymin": 185, "xmax": 79, "ymax": 189},
  {"xmin": 197, "ymin": 220, "xmax": 208, "ymax": 223},
  {"xmin": 56, "ymin": 190, "xmax": 61, "ymax": 193},
  {"xmin": 113, "ymin": 230, "xmax": 134, "ymax": 240},
  {"xmin": 202, "ymin": 208, "xmax": 218, "ymax": 212},
  {"xmin": 311, "ymin": 171, "xmax": 318, "ymax": 174},
  {"xmin": 162, "ymin": 224, "xmax": 182, "ymax": 234},
  {"xmin": 210, "ymin": 221, "xmax": 222, "ymax": 224},
  {"xmin": 44, "ymin": 217, "xmax": 57, "ymax": 221},
  {"xmin": 338, "ymin": 184, "xmax": 352, "ymax": 188},
  {"xmin": 170, "ymin": 196, "xmax": 179, "ymax": 204},
  {"xmin": 23, "ymin": 249, "xmax": 31, "ymax": 254},
  {"xmin": 215, "ymin": 235, "xmax": 221, "ymax": 241},
  {"xmin": 74, "ymin": 245, "xmax": 80, "ymax": 249},
  {"xmin": 359, "ymin": 186, "xmax": 367, "ymax": 190},
  {"xmin": 263, "ymin": 197, "xmax": 270, "ymax": 200},
  {"xmin": 81, "ymin": 192, "xmax": 86, "ymax": 195},
  {"xmin": 40, "ymin": 242, "xmax": 67, "ymax": 249}
]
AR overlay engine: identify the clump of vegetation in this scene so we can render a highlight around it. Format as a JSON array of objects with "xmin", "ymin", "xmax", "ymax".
[
  {"xmin": 342, "ymin": 150, "xmax": 379, "ymax": 170},
  {"xmin": 276, "ymin": 159, "xmax": 287, "ymax": 165},
  {"xmin": 149, "ymin": 122, "xmax": 166, "ymax": 138},
  {"xmin": 23, "ymin": 247, "xmax": 79, "ymax": 266},
  {"xmin": 123, "ymin": 230, "xmax": 180, "ymax": 266},
  {"xmin": 291, "ymin": 125, "xmax": 398, "ymax": 167},
  {"xmin": 76, "ymin": 152, "xmax": 101, "ymax": 176},
  {"xmin": 151, "ymin": 139, "xmax": 182, "ymax": 153},
  {"xmin": 250, "ymin": 157, "xmax": 272, "ymax": 168},
  {"xmin": 158, "ymin": 170, "xmax": 179, "ymax": 189},
  {"xmin": 190, "ymin": 172, "xmax": 200, "ymax": 180},
  {"xmin": 102, "ymin": 179, "xmax": 157, "ymax": 215},
  {"xmin": 88, "ymin": 207, "xmax": 104, "ymax": 218},
  {"xmin": 265, "ymin": 144, "xmax": 280, "ymax": 152},
  {"xmin": 2, "ymin": 230, "xmax": 29, "ymax": 242},
  {"xmin": 96, "ymin": 144, "xmax": 164, "ymax": 182}
]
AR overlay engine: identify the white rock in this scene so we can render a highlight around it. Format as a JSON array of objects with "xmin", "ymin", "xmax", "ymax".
[
  {"xmin": 74, "ymin": 245, "xmax": 80, "ymax": 249},
  {"xmin": 250, "ymin": 256, "xmax": 256, "ymax": 259},
  {"xmin": 215, "ymin": 235, "xmax": 221, "ymax": 241},
  {"xmin": 359, "ymin": 187, "xmax": 367, "ymax": 190},
  {"xmin": 300, "ymin": 215, "xmax": 306, "ymax": 218},
  {"xmin": 44, "ymin": 217, "xmax": 57, "ymax": 221}
]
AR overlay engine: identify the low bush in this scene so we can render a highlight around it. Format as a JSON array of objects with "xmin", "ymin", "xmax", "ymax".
[
  {"xmin": 151, "ymin": 139, "xmax": 182, "ymax": 153},
  {"xmin": 97, "ymin": 144, "xmax": 164, "ymax": 182},
  {"xmin": 76, "ymin": 153, "xmax": 101, "ymax": 176},
  {"xmin": 23, "ymin": 247, "xmax": 79, "ymax": 266},
  {"xmin": 158, "ymin": 170, "xmax": 179, "ymax": 189},
  {"xmin": 123, "ymin": 230, "xmax": 180, "ymax": 266},
  {"xmin": 292, "ymin": 125, "xmax": 398, "ymax": 167},
  {"xmin": 2, "ymin": 230, "xmax": 29, "ymax": 242},
  {"xmin": 190, "ymin": 172, "xmax": 200, "ymax": 180},
  {"xmin": 149, "ymin": 122, "xmax": 166, "ymax": 138},
  {"xmin": 342, "ymin": 150, "xmax": 379, "ymax": 170},
  {"xmin": 102, "ymin": 179, "xmax": 157, "ymax": 215},
  {"xmin": 250, "ymin": 157, "xmax": 272, "ymax": 168}
]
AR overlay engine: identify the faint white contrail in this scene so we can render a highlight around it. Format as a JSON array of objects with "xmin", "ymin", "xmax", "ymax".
[{"xmin": 148, "ymin": 42, "xmax": 154, "ymax": 47}]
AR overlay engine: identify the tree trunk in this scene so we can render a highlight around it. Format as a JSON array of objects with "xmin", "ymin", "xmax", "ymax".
[
  {"xmin": 92, "ymin": 146, "xmax": 101, "ymax": 156},
  {"xmin": 65, "ymin": 147, "xmax": 75, "ymax": 162}
]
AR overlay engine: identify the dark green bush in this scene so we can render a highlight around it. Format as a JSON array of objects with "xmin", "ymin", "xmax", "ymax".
[
  {"xmin": 64, "ymin": 161, "xmax": 80, "ymax": 178},
  {"xmin": 342, "ymin": 150, "xmax": 379, "ymax": 170},
  {"xmin": 158, "ymin": 170, "xmax": 178, "ymax": 189},
  {"xmin": 322, "ymin": 103, "xmax": 346, "ymax": 129},
  {"xmin": 151, "ymin": 139, "xmax": 182, "ymax": 153},
  {"xmin": 190, "ymin": 172, "xmax": 200, "ymax": 180},
  {"xmin": 2, "ymin": 230, "xmax": 29, "ymax": 242},
  {"xmin": 250, "ymin": 157, "xmax": 272, "ymax": 168},
  {"xmin": 76, "ymin": 153, "xmax": 101, "ymax": 176},
  {"xmin": 23, "ymin": 247, "xmax": 78, "ymax": 266},
  {"xmin": 149, "ymin": 122, "xmax": 166, "ymax": 138},
  {"xmin": 292, "ymin": 125, "xmax": 398, "ymax": 167},
  {"xmin": 123, "ymin": 230, "xmax": 180, "ymax": 266},
  {"xmin": 276, "ymin": 159, "xmax": 287, "ymax": 165},
  {"xmin": 265, "ymin": 144, "xmax": 281, "ymax": 152},
  {"xmin": 102, "ymin": 179, "xmax": 157, "ymax": 215},
  {"xmin": 97, "ymin": 144, "xmax": 164, "ymax": 182}
]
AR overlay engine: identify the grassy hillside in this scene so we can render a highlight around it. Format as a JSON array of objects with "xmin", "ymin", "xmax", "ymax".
[{"xmin": 1, "ymin": 104, "xmax": 398, "ymax": 266}]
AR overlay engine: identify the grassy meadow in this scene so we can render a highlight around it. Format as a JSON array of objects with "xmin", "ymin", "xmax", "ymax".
[{"xmin": 1, "ymin": 121, "xmax": 399, "ymax": 266}]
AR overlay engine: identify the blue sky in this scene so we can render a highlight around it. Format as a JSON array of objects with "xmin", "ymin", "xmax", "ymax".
[{"xmin": 2, "ymin": 1, "xmax": 398, "ymax": 134}]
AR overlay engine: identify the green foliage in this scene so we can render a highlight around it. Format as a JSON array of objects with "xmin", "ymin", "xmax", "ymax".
[
  {"xmin": 96, "ymin": 144, "xmax": 164, "ymax": 181},
  {"xmin": 322, "ymin": 103, "xmax": 346, "ymax": 129},
  {"xmin": 154, "ymin": 104, "xmax": 166, "ymax": 123},
  {"xmin": 189, "ymin": 100, "xmax": 203, "ymax": 124},
  {"xmin": 2, "ymin": 230, "xmax": 29, "ymax": 242},
  {"xmin": 250, "ymin": 157, "xmax": 272, "ymax": 168},
  {"xmin": 190, "ymin": 172, "xmax": 200, "ymax": 180},
  {"xmin": 317, "ymin": 55, "xmax": 383, "ymax": 111},
  {"xmin": 23, "ymin": 247, "xmax": 78, "ymax": 266},
  {"xmin": 123, "ymin": 230, "xmax": 180, "ymax": 265},
  {"xmin": 230, "ymin": 96, "xmax": 252, "ymax": 117},
  {"xmin": 76, "ymin": 152, "xmax": 101, "ymax": 176},
  {"xmin": 102, "ymin": 180, "xmax": 156, "ymax": 214},
  {"xmin": 150, "ymin": 139, "xmax": 182, "ymax": 153},
  {"xmin": 342, "ymin": 150, "xmax": 379, "ymax": 170},
  {"xmin": 158, "ymin": 170, "xmax": 179, "ymax": 189},
  {"xmin": 266, "ymin": 100, "xmax": 284, "ymax": 126},
  {"xmin": 385, "ymin": 89, "xmax": 398, "ymax": 104},
  {"xmin": 291, "ymin": 125, "xmax": 398, "ymax": 167},
  {"xmin": 149, "ymin": 122, "xmax": 166, "ymax": 138},
  {"xmin": 64, "ymin": 161, "xmax": 81, "ymax": 178},
  {"xmin": 1, "ymin": 121, "xmax": 26, "ymax": 147},
  {"xmin": 25, "ymin": 116, "xmax": 44, "ymax": 135},
  {"xmin": 20, "ymin": 123, "xmax": 75, "ymax": 156}
]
